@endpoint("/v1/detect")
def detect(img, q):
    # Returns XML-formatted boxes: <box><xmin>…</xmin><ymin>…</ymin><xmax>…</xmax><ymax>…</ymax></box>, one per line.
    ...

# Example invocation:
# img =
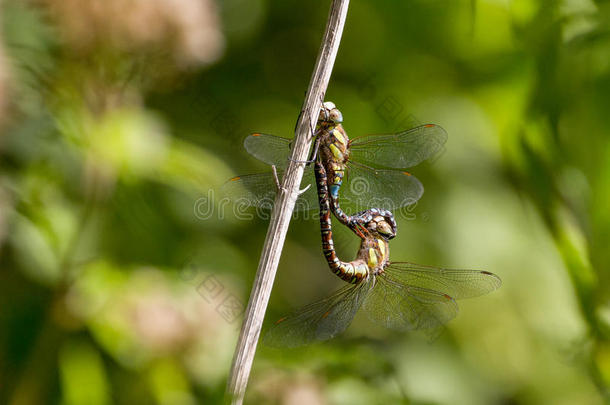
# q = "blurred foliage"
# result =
<box><xmin>0</xmin><ymin>0</ymin><xmax>609</xmax><ymax>404</ymax></box>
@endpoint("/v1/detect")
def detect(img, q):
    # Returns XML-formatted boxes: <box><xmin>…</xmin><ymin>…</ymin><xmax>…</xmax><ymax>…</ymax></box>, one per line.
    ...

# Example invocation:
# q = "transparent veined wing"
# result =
<box><xmin>349</xmin><ymin>124</ymin><xmax>448</xmax><ymax>169</ymax></box>
<box><xmin>219</xmin><ymin>167</ymin><xmax>319</xmax><ymax>212</ymax></box>
<box><xmin>263</xmin><ymin>280</ymin><xmax>373</xmax><ymax>348</ymax></box>
<box><xmin>234</xmin><ymin>128</ymin><xmax>433</xmax><ymax>214</ymax></box>
<box><xmin>384</xmin><ymin>262</ymin><xmax>502</xmax><ymax>299</ymax></box>
<box><xmin>221</xmin><ymin>164</ymin><xmax>423</xmax><ymax>215</ymax></box>
<box><xmin>363</xmin><ymin>273</ymin><xmax>458</xmax><ymax>331</ymax></box>
<box><xmin>244</xmin><ymin>133</ymin><xmax>292</xmax><ymax>169</ymax></box>
<box><xmin>340</xmin><ymin>163</ymin><xmax>424</xmax><ymax>212</ymax></box>
<box><xmin>219</xmin><ymin>173</ymin><xmax>277</xmax><ymax>210</ymax></box>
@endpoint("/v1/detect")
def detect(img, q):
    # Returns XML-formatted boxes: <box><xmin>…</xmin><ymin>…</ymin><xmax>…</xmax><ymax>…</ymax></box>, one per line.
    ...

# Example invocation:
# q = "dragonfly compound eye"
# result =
<box><xmin>323</xmin><ymin>101</ymin><xmax>337</xmax><ymax>110</ymax></box>
<box><xmin>377</xmin><ymin>220</ymin><xmax>396</xmax><ymax>240</ymax></box>
<box><xmin>329</xmin><ymin>108</ymin><xmax>343</xmax><ymax>123</ymax></box>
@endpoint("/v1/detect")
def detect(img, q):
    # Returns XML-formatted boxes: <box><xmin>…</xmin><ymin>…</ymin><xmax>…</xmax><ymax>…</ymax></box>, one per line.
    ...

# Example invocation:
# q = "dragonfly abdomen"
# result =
<box><xmin>316</xmin><ymin>161</ymin><xmax>368</xmax><ymax>284</ymax></box>
<box><xmin>326</xmin><ymin>161</ymin><xmax>351</xmax><ymax>225</ymax></box>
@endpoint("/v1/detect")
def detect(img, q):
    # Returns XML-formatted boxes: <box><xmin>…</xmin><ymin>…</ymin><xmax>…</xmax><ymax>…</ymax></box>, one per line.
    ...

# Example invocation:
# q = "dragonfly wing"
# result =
<box><xmin>244</xmin><ymin>133</ymin><xmax>292</xmax><ymax>169</ymax></box>
<box><xmin>349</xmin><ymin>124</ymin><xmax>448</xmax><ymax>169</ymax></box>
<box><xmin>263</xmin><ymin>280</ymin><xmax>373</xmax><ymax>348</ymax></box>
<box><xmin>341</xmin><ymin>164</ymin><xmax>424</xmax><ymax>212</ymax></box>
<box><xmin>363</xmin><ymin>273</ymin><xmax>458</xmax><ymax>331</ymax></box>
<box><xmin>220</xmin><ymin>167</ymin><xmax>318</xmax><ymax>212</ymax></box>
<box><xmin>384</xmin><ymin>262</ymin><xmax>501</xmax><ymax>299</ymax></box>
<box><xmin>220</xmin><ymin>173</ymin><xmax>278</xmax><ymax>210</ymax></box>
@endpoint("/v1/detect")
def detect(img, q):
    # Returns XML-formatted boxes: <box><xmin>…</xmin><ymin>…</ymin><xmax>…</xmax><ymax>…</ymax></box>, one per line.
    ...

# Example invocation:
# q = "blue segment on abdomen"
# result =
<box><xmin>330</xmin><ymin>184</ymin><xmax>340</xmax><ymax>198</ymax></box>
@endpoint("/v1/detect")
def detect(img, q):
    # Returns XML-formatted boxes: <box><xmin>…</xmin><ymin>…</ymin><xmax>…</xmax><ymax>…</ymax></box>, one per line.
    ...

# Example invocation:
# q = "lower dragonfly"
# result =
<box><xmin>222</xmin><ymin>102</ymin><xmax>447</xmax><ymax>221</ymax></box>
<box><xmin>263</xmin><ymin>161</ymin><xmax>501</xmax><ymax>347</ymax></box>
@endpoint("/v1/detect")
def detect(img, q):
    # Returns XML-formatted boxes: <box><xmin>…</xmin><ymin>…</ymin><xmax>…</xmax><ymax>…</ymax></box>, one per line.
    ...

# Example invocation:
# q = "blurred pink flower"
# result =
<box><xmin>253</xmin><ymin>372</ymin><xmax>326</xmax><ymax>405</ymax></box>
<box><xmin>129</xmin><ymin>292</ymin><xmax>190</xmax><ymax>352</ymax></box>
<box><xmin>281</xmin><ymin>380</ymin><xmax>326</xmax><ymax>405</ymax></box>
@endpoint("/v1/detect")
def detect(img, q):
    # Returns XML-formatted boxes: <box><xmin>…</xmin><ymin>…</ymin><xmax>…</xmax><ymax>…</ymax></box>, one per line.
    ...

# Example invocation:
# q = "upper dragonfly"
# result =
<box><xmin>221</xmin><ymin>102</ymin><xmax>448</xmax><ymax>219</ymax></box>
<box><xmin>263</xmin><ymin>161</ymin><xmax>501</xmax><ymax>348</ymax></box>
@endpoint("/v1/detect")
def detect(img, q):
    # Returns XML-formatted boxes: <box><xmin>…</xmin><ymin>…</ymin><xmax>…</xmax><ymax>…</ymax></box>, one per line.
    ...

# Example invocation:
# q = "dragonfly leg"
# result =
<box><xmin>290</xmin><ymin>103</ymin><xmax>318</xmax><ymax>149</ymax></box>
<box><xmin>293</xmin><ymin>108</ymin><xmax>303</xmax><ymax>133</ymax></box>
<box><xmin>308</xmin><ymin>117</ymin><xmax>316</xmax><ymax>139</ymax></box>
<box><xmin>289</xmin><ymin>137</ymin><xmax>320</xmax><ymax>165</ymax></box>
<box><xmin>353</xmin><ymin>222</ymin><xmax>369</xmax><ymax>240</ymax></box>
<box><xmin>307</xmin><ymin>136</ymin><xmax>320</xmax><ymax>162</ymax></box>
<box><xmin>318</xmin><ymin>93</ymin><xmax>326</xmax><ymax>120</ymax></box>
<box><xmin>347</xmin><ymin>211</ymin><xmax>370</xmax><ymax>230</ymax></box>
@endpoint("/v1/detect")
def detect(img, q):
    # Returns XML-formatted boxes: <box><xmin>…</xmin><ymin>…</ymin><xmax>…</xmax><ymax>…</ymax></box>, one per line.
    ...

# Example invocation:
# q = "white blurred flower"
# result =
<box><xmin>0</xmin><ymin>37</ymin><xmax>10</xmax><ymax>125</ymax></box>
<box><xmin>40</xmin><ymin>0</ymin><xmax>224</xmax><ymax>67</ymax></box>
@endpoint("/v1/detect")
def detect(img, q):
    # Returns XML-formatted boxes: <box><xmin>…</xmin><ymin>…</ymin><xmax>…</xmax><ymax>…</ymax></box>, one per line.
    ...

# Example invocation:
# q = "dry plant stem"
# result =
<box><xmin>226</xmin><ymin>1</ymin><xmax>350</xmax><ymax>403</ymax></box>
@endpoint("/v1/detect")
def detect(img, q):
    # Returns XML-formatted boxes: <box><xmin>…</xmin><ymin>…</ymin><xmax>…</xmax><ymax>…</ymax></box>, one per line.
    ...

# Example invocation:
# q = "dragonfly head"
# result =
<box><xmin>320</xmin><ymin>101</ymin><xmax>343</xmax><ymax>124</ymax></box>
<box><xmin>368</xmin><ymin>213</ymin><xmax>397</xmax><ymax>240</ymax></box>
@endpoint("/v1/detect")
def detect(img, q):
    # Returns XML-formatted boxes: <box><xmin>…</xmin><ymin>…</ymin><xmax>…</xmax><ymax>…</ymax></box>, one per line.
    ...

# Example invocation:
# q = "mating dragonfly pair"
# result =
<box><xmin>223</xmin><ymin>102</ymin><xmax>501</xmax><ymax>347</ymax></box>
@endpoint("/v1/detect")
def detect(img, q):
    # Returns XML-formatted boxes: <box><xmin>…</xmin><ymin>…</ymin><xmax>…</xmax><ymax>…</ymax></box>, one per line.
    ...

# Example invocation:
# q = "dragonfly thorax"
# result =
<box><xmin>355</xmin><ymin>236</ymin><xmax>390</xmax><ymax>276</ymax></box>
<box><xmin>317</xmin><ymin>124</ymin><xmax>350</xmax><ymax>166</ymax></box>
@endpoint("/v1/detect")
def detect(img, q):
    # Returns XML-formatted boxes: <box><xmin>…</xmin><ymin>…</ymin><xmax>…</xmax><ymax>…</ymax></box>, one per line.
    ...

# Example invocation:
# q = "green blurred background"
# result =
<box><xmin>1</xmin><ymin>0</ymin><xmax>609</xmax><ymax>404</ymax></box>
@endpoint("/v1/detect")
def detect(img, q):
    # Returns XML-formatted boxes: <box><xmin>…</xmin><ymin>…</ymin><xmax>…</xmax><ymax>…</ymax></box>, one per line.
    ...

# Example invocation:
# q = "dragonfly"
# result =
<box><xmin>221</xmin><ymin>102</ymin><xmax>448</xmax><ymax>224</ymax></box>
<box><xmin>263</xmin><ymin>161</ymin><xmax>501</xmax><ymax>347</ymax></box>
